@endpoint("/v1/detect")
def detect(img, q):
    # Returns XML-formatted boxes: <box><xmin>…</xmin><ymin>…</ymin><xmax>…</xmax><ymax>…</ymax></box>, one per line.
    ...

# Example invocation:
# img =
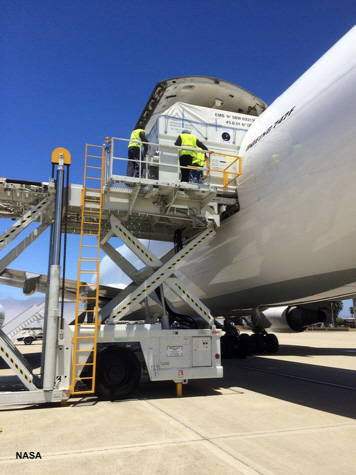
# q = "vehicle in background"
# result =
<box><xmin>16</xmin><ymin>329</ymin><xmax>43</xmax><ymax>345</ymax></box>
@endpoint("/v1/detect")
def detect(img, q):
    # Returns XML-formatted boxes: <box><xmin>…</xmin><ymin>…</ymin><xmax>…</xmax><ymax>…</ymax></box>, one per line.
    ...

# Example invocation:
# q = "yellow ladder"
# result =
<box><xmin>70</xmin><ymin>143</ymin><xmax>105</xmax><ymax>395</ymax></box>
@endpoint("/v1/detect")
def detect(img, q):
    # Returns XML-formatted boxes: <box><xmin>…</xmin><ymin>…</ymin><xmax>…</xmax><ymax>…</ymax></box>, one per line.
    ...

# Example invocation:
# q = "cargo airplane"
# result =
<box><xmin>0</xmin><ymin>26</ymin><xmax>355</xmax><ymax>357</ymax></box>
<box><xmin>98</xmin><ymin>26</ymin><xmax>356</xmax><ymax>355</ymax></box>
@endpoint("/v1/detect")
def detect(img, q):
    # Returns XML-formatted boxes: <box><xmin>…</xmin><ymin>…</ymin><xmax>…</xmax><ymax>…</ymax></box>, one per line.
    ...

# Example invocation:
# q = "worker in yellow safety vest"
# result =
<box><xmin>127</xmin><ymin>126</ymin><xmax>149</xmax><ymax>177</ymax></box>
<box><xmin>174</xmin><ymin>130</ymin><xmax>208</xmax><ymax>182</ymax></box>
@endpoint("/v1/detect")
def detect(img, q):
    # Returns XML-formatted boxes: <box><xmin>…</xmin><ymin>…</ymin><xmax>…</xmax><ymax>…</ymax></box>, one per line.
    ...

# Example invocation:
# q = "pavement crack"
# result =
<box><xmin>143</xmin><ymin>399</ymin><xmax>272</xmax><ymax>475</ymax></box>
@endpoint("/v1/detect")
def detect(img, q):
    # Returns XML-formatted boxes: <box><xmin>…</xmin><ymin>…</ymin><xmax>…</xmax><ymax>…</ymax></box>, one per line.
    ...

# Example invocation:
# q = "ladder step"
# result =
<box><xmin>71</xmin><ymin>145</ymin><xmax>103</xmax><ymax>398</ymax></box>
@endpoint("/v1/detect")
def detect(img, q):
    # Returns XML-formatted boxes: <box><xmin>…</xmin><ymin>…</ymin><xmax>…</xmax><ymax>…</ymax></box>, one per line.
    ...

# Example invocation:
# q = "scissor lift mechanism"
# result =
<box><xmin>0</xmin><ymin>142</ymin><xmax>229</xmax><ymax>405</ymax></box>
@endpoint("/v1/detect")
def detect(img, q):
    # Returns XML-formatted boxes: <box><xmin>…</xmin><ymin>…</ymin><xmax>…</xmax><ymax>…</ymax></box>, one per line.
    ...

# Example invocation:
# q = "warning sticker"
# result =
<box><xmin>167</xmin><ymin>346</ymin><xmax>183</xmax><ymax>357</ymax></box>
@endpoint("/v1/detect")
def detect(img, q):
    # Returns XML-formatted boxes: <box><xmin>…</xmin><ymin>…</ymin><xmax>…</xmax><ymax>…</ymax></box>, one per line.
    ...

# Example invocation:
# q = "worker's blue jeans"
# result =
<box><xmin>127</xmin><ymin>147</ymin><xmax>146</xmax><ymax>177</ymax></box>
<box><xmin>189</xmin><ymin>168</ymin><xmax>203</xmax><ymax>184</ymax></box>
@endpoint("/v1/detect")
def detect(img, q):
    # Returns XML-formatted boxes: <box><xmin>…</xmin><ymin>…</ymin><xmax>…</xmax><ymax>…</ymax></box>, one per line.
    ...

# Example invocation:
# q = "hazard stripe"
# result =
<box><xmin>174</xmin><ymin>283</ymin><xmax>212</xmax><ymax>320</ymax></box>
<box><xmin>0</xmin><ymin>346</ymin><xmax>32</xmax><ymax>383</ymax></box>
<box><xmin>0</xmin><ymin>198</ymin><xmax>51</xmax><ymax>244</ymax></box>
<box><xmin>115</xmin><ymin>225</ymin><xmax>154</xmax><ymax>262</ymax></box>
<box><xmin>113</xmin><ymin>229</ymin><xmax>214</xmax><ymax>317</ymax></box>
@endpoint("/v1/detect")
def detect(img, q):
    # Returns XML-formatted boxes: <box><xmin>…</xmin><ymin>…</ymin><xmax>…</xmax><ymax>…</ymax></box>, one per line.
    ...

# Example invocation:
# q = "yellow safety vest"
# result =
<box><xmin>128</xmin><ymin>129</ymin><xmax>145</xmax><ymax>148</ymax></box>
<box><xmin>179</xmin><ymin>133</ymin><xmax>197</xmax><ymax>159</ymax></box>
<box><xmin>192</xmin><ymin>149</ymin><xmax>205</xmax><ymax>167</ymax></box>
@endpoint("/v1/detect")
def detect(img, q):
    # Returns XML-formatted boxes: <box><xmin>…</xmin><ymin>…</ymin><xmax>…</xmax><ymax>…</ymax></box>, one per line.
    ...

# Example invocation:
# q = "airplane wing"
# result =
<box><xmin>0</xmin><ymin>267</ymin><xmax>124</xmax><ymax>303</ymax></box>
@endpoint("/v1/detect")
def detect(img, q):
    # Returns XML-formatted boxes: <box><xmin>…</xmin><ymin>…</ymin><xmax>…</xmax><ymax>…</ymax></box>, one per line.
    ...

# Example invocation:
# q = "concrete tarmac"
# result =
<box><xmin>0</xmin><ymin>331</ymin><xmax>355</xmax><ymax>474</ymax></box>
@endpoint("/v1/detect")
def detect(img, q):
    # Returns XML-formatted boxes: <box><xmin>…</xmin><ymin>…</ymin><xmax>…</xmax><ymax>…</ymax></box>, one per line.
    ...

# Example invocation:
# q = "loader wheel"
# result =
<box><xmin>95</xmin><ymin>347</ymin><xmax>141</xmax><ymax>401</ymax></box>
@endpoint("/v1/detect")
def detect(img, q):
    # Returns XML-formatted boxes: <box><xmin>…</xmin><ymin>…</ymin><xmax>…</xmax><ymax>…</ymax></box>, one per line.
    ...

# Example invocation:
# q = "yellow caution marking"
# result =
<box><xmin>174</xmin><ymin>283</ymin><xmax>212</xmax><ymax>320</ymax></box>
<box><xmin>0</xmin><ymin>198</ymin><xmax>51</xmax><ymax>244</ymax></box>
<box><xmin>0</xmin><ymin>345</ymin><xmax>32</xmax><ymax>383</ymax></box>
<box><xmin>116</xmin><ymin>226</ymin><xmax>154</xmax><ymax>262</ymax></box>
<box><xmin>113</xmin><ymin>229</ymin><xmax>214</xmax><ymax>317</ymax></box>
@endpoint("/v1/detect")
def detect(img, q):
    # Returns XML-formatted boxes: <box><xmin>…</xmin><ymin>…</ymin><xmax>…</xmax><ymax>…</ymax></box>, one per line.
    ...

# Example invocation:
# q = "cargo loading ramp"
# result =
<box><xmin>0</xmin><ymin>135</ymin><xmax>241</xmax><ymax>244</ymax></box>
<box><xmin>100</xmin><ymin>136</ymin><xmax>241</xmax><ymax>242</ymax></box>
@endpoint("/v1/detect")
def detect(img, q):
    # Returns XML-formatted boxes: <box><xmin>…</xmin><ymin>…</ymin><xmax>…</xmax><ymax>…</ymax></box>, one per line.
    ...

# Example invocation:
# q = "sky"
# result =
<box><xmin>1</xmin><ymin>0</ymin><xmax>355</xmax><ymax>315</ymax></box>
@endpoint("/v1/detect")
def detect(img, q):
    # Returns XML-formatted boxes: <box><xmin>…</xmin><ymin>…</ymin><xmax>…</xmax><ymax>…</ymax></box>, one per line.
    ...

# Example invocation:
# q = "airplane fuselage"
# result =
<box><xmin>176</xmin><ymin>26</ymin><xmax>356</xmax><ymax>314</ymax></box>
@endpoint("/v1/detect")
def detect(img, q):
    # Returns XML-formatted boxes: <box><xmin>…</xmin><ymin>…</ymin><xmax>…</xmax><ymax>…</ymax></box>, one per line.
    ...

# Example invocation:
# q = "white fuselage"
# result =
<box><xmin>176</xmin><ymin>26</ymin><xmax>356</xmax><ymax>314</ymax></box>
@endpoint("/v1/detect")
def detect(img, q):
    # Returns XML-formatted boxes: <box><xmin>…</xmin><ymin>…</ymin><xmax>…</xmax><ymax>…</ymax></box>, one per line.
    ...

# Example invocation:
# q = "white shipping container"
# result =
<box><xmin>147</xmin><ymin>102</ymin><xmax>255</xmax><ymax>186</ymax></box>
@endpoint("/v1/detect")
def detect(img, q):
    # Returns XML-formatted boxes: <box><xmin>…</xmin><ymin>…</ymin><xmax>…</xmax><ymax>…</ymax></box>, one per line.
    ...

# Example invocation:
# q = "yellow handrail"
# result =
<box><xmin>197</xmin><ymin>151</ymin><xmax>242</xmax><ymax>188</ymax></box>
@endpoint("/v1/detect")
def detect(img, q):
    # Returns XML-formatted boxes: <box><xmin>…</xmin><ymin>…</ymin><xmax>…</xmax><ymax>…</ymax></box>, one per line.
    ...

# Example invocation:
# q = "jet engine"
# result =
<box><xmin>262</xmin><ymin>306</ymin><xmax>327</xmax><ymax>333</ymax></box>
<box><xmin>22</xmin><ymin>272</ymin><xmax>41</xmax><ymax>296</ymax></box>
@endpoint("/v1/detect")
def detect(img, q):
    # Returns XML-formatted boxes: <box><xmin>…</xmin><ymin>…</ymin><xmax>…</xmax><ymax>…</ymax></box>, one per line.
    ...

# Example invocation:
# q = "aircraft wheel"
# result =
<box><xmin>250</xmin><ymin>334</ymin><xmax>264</xmax><ymax>353</ymax></box>
<box><xmin>265</xmin><ymin>334</ymin><xmax>279</xmax><ymax>353</ymax></box>
<box><xmin>221</xmin><ymin>335</ymin><xmax>236</xmax><ymax>359</ymax></box>
<box><xmin>236</xmin><ymin>333</ymin><xmax>252</xmax><ymax>358</ymax></box>
<box><xmin>95</xmin><ymin>347</ymin><xmax>141</xmax><ymax>400</ymax></box>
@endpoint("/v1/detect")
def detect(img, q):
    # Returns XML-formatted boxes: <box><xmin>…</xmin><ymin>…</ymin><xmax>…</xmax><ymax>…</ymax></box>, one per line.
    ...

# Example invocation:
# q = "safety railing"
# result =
<box><xmin>105</xmin><ymin>137</ymin><xmax>242</xmax><ymax>190</ymax></box>
<box><xmin>204</xmin><ymin>152</ymin><xmax>242</xmax><ymax>188</ymax></box>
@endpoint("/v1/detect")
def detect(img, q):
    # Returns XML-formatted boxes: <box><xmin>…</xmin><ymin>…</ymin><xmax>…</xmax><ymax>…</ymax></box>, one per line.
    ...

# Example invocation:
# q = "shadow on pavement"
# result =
<box><xmin>1</xmin><ymin>344</ymin><xmax>355</xmax><ymax>419</ymax></box>
<box><xmin>277</xmin><ymin>344</ymin><xmax>356</xmax><ymax>357</ymax></box>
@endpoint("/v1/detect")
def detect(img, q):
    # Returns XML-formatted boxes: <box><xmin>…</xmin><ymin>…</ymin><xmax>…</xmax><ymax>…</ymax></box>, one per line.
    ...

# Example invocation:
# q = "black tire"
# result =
<box><xmin>250</xmin><ymin>334</ymin><xmax>264</xmax><ymax>353</ymax></box>
<box><xmin>221</xmin><ymin>335</ymin><xmax>236</xmax><ymax>359</ymax></box>
<box><xmin>265</xmin><ymin>334</ymin><xmax>279</xmax><ymax>353</ymax></box>
<box><xmin>95</xmin><ymin>347</ymin><xmax>141</xmax><ymax>400</ymax></box>
<box><xmin>24</xmin><ymin>337</ymin><xmax>34</xmax><ymax>345</ymax></box>
<box><xmin>236</xmin><ymin>333</ymin><xmax>253</xmax><ymax>358</ymax></box>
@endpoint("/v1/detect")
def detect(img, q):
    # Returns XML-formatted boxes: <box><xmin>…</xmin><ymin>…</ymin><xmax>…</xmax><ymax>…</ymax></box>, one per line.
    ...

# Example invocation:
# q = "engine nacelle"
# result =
<box><xmin>262</xmin><ymin>306</ymin><xmax>326</xmax><ymax>333</ymax></box>
<box><xmin>22</xmin><ymin>272</ymin><xmax>41</xmax><ymax>296</ymax></box>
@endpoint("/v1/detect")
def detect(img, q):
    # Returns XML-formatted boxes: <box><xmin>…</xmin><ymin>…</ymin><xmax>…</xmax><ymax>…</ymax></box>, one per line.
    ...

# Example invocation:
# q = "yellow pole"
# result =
<box><xmin>176</xmin><ymin>383</ymin><xmax>183</xmax><ymax>397</ymax></box>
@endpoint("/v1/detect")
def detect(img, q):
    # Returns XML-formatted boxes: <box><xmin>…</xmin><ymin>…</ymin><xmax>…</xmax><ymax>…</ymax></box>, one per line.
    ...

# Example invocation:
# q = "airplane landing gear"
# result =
<box><xmin>250</xmin><ymin>333</ymin><xmax>264</xmax><ymax>353</ymax></box>
<box><xmin>236</xmin><ymin>333</ymin><xmax>252</xmax><ymax>358</ymax></box>
<box><xmin>250</xmin><ymin>330</ymin><xmax>279</xmax><ymax>354</ymax></box>
<box><xmin>218</xmin><ymin>319</ymin><xmax>279</xmax><ymax>359</ymax></box>
<box><xmin>220</xmin><ymin>320</ymin><xmax>238</xmax><ymax>359</ymax></box>
<box><xmin>265</xmin><ymin>333</ymin><xmax>279</xmax><ymax>353</ymax></box>
<box><xmin>219</xmin><ymin>320</ymin><xmax>253</xmax><ymax>358</ymax></box>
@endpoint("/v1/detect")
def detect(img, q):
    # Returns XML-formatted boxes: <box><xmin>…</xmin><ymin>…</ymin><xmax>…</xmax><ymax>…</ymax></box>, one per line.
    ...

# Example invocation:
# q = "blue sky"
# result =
<box><xmin>1</xmin><ymin>0</ymin><xmax>355</xmax><ymax>314</ymax></box>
